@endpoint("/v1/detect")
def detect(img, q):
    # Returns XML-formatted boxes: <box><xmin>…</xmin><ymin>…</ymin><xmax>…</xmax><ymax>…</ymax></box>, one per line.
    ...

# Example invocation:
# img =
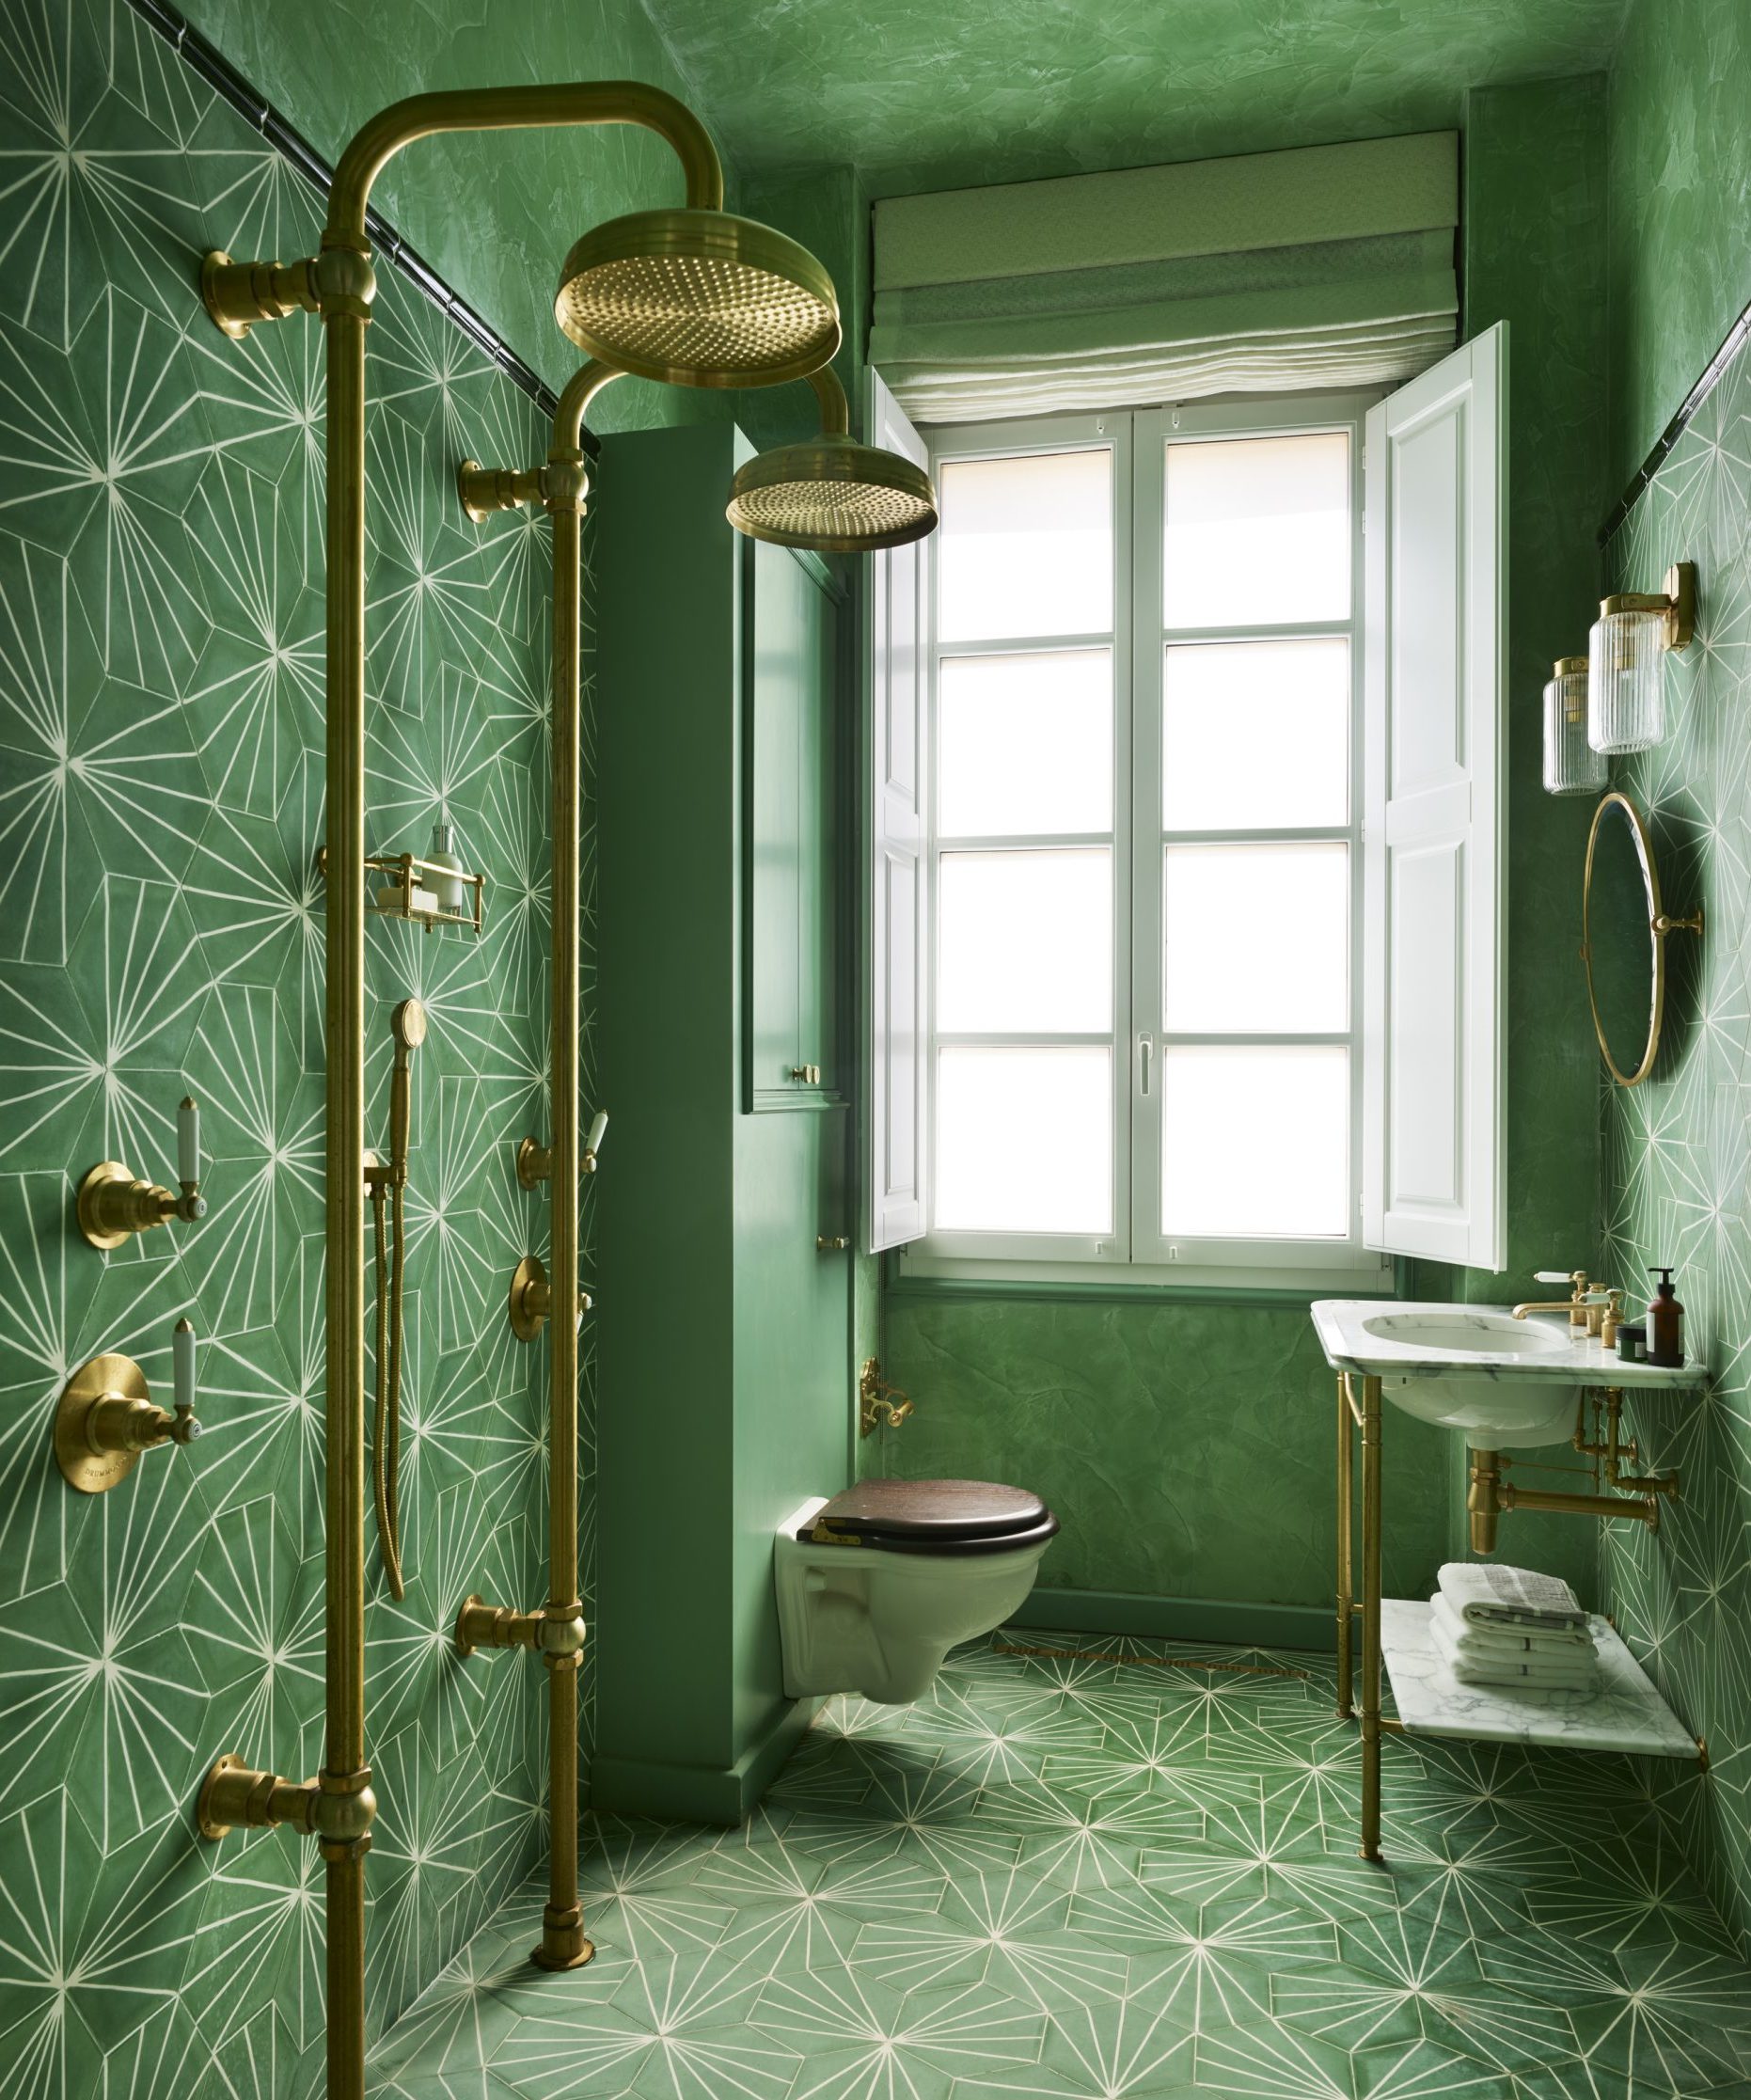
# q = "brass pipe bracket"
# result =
<box><xmin>457</xmin><ymin>455</ymin><xmax>590</xmax><ymax>523</ymax></box>
<box><xmin>197</xmin><ymin>1756</ymin><xmax>376</xmax><ymax>1854</ymax></box>
<box><xmin>455</xmin><ymin>1594</ymin><xmax>587</xmax><ymax>1662</ymax></box>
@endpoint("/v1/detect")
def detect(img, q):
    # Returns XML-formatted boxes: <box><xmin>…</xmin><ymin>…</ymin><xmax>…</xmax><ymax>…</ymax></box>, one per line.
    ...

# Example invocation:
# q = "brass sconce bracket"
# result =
<box><xmin>197</xmin><ymin>1756</ymin><xmax>376</xmax><ymax>1855</ymax></box>
<box><xmin>455</xmin><ymin>1593</ymin><xmax>587</xmax><ymax>1661</ymax></box>
<box><xmin>859</xmin><ymin>1357</ymin><xmax>914</xmax><ymax>1437</ymax></box>
<box><xmin>1601</xmin><ymin>561</ymin><xmax>1697</xmax><ymax>652</ymax></box>
<box><xmin>55</xmin><ymin>1328</ymin><xmax>200</xmax><ymax>1494</ymax></box>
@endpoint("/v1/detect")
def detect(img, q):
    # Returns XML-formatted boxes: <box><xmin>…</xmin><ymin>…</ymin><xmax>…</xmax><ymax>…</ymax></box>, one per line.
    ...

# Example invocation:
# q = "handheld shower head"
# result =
<box><xmin>555</xmin><ymin>209</ymin><xmax>839</xmax><ymax>388</ymax></box>
<box><xmin>390</xmin><ymin>998</ymin><xmax>428</xmax><ymax>1061</ymax></box>
<box><xmin>726</xmin><ymin>369</ymin><xmax>938</xmax><ymax>552</ymax></box>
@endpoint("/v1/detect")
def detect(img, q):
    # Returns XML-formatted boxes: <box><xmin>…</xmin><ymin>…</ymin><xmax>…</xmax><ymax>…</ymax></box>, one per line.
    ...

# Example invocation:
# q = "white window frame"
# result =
<box><xmin>905</xmin><ymin>392</ymin><xmax>1393</xmax><ymax>1293</ymax></box>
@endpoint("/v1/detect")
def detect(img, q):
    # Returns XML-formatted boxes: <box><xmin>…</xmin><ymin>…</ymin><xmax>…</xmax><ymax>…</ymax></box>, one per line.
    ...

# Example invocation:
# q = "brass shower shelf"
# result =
<box><xmin>316</xmin><ymin>845</ymin><xmax>486</xmax><ymax>935</ymax></box>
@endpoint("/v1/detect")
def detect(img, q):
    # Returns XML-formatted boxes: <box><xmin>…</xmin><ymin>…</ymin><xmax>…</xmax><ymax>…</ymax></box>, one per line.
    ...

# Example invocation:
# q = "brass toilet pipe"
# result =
<box><xmin>455</xmin><ymin>358</ymin><xmax>624</xmax><ymax>1972</ymax></box>
<box><xmin>195</xmin><ymin>86</ymin><xmax>727</xmax><ymax>2100</ymax></box>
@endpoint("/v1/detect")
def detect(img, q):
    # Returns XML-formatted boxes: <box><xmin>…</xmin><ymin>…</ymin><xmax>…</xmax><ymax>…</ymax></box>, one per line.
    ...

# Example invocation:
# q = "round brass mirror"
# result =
<box><xmin>1582</xmin><ymin>791</ymin><xmax>1703</xmax><ymax>1086</ymax></box>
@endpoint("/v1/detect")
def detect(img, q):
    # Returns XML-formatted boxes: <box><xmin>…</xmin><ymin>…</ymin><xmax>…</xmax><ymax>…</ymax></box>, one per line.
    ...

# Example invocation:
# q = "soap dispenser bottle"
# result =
<box><xmin>1646</xmin><ymin>1267</ymin><xmax>1684</xmax><ymax>1368</ymax></box>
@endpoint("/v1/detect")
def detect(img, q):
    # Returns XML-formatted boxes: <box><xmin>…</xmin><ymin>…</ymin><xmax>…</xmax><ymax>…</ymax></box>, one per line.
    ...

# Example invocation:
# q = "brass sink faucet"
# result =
<box><xmin>1511</xmin><ymin>1269</ymin><xmax>1622</xmax><ymax>1340</ymax></box>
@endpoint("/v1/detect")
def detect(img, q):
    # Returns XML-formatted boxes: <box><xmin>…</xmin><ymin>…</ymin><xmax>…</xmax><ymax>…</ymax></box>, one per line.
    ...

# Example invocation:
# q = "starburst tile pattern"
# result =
<box><xmin>0</xmin><ymin>0</ymin><xmax>593</xmax><ymax>2090</ymax></box>
<box><xmin>1601</xmin><ymin>328</ymin><xmax>1751</xmax><ymax>1958</ymax></box>
<box><xmin>378</xmin><ymin>1631</ymin><xmax>1751</xmax><ymax>2099</ymax></box>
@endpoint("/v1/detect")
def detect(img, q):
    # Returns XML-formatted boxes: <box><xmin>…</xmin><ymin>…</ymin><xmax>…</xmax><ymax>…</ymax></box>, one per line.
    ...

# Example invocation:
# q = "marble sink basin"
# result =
<box><xmin>1312</xmin><ymin>1301</ymin><xmax>1708</xmax><ymax>1450</ymax></box>
<box><xmin>1357</xmin><ymin>1311</ymin><xmax>1576</xmax><ymax>1444</ymax></box>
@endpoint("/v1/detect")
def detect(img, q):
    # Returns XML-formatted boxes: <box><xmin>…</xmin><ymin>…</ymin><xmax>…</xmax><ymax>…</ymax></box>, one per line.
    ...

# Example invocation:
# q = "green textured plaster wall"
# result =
<box><xmin>1604</xmin><ymin>0</ymin><xmax>1751</xmax><ymax>493</ymax></box>
<box><xmin>642</xmin><ymin>0</ymin><xmax>1631</xmax><ymax>196</ymax></box>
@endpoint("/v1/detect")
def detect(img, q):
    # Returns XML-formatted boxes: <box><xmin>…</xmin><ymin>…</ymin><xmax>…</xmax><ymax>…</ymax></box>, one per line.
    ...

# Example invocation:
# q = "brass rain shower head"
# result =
<box><xmin>727</xmin><ymin>369</ymin><xmax>939</xmax><ymax>552</ymax></box>
<box><xmin>555</xmin><ymin>208</ymin><xmax>840</xmax><ymax>388</ymax></box>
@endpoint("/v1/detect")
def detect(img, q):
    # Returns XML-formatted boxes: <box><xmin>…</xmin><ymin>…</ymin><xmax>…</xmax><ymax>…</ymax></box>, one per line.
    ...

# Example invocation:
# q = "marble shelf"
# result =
<box><xmin>1380</xmin><ymin>1598</ymin><xmax>1701</xmax><ymax>1760</ymax></box>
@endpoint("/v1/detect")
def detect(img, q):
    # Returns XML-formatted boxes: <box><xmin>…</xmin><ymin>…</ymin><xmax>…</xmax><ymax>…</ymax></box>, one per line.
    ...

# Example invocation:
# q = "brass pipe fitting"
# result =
<box><xmin>457</xmin><ymin>461</ymin><xmax>545</xmax><ymax>521</ymax></box>
<box><xmin>1467</xmin><ymin>1448</ymin><xmax>1502</xmax><ymax>1554</ymax></box>
<box><xmin>1469</xmin><ymin>1436</ymin><xmax>1663</xmax><ymax>1549</ymax></box>
<box><xmin>197</xmin><ymin>1757</ymin><xmax>377</xmax><ymax>1851</ymax></box>
<box><xmin>199</xmin><ymin>251</ymin><xmax>319</xmax><ymax>339</ymax></box>
<box><xmin>455</xmin><ymin>1595</ymin><xmax>587</xmax><ymax>1661</ymax></box>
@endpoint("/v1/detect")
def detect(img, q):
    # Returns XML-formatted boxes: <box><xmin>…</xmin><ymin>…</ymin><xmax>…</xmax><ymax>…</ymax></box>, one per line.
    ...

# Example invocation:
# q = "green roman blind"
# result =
<box><xmin>870</xmin><ymin>132</ymin><xmax>1458</xmax><ymax>422</ymax></box>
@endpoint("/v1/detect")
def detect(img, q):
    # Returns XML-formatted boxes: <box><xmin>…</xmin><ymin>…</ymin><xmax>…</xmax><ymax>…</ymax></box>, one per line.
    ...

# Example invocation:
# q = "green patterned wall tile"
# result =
<box><xmin>0</xmin><ymin>0</ymin><xmax>607</xmax><ymax>2086</ymax></box>
<box><xmin>1601</xmin><ymin>328</ymin><xmax>1751</xmax><ymax>1953</ymax></box>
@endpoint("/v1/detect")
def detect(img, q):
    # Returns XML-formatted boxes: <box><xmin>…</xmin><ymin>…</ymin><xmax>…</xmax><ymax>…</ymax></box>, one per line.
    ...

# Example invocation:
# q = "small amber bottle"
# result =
<box><xmin>1646</xmin><ymin>1267</ymin><xmax>1684</xmax><ymax>1368</ymax></box>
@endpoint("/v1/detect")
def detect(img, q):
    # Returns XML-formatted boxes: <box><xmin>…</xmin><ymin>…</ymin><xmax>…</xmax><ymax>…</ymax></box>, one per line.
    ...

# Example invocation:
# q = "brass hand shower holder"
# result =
<box><xmin>194</xmin><ymin>76</ymin><xmax>844</xmax><ymax>2092</ymax></box>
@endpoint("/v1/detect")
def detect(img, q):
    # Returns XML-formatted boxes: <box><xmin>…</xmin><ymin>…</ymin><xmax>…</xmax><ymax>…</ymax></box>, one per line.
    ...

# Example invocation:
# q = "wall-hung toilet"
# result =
<box><xmin>775</xmin><ymin>1478</ymin><xmax>1059</xmax><ymax>1703</ymax></box>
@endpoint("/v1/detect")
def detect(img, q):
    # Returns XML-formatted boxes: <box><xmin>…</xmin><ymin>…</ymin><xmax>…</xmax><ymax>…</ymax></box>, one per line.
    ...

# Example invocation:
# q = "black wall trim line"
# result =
<box><xmin>127</xmin><ymin>0</ymin><xmax>576</xmax><ymax>432</ymax></box>
<box><xmin>1601</xmin><ymin>291</ymin><xmax>1751</xmax><ymax>545</ymax></box>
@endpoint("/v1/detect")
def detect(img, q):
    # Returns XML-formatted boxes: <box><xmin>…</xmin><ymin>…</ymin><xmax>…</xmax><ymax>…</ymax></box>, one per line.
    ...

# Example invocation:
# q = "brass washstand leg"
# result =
<box><xmin>1358</xmin><ymin>1371</ymin><xmax>1384</xmax><ymax>1863</ymax></box>
<box><xmin>1335</xmin><ymin>1374</ymin><xmax>1353</xmax><ymax>1719</ymax></box>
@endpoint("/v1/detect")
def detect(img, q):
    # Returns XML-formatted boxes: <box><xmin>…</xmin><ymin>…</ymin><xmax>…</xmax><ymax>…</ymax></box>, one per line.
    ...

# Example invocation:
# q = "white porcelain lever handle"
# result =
<box><xmin>178</xmin><ymin>1096</ymin><xmax>200</xmax><ymax>1186</ymax></box>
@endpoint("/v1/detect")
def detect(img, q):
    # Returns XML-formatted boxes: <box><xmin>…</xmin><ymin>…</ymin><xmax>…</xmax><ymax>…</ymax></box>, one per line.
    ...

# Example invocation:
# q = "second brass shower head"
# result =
<box><xmin>727</xmin><ymin>368</ymin><xmax>939</xmax><ymax>552</ymax></box>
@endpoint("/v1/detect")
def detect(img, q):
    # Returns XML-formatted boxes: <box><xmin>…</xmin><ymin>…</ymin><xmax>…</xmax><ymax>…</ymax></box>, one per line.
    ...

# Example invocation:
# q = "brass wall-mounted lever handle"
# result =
<box><xmin>516</xmin><ymin>1110</ymin><xmax>609</xmax><ymax>1189</ymax></box>
<box><xmin>76</xmin><ymin>1097</ymin><xmax>205</xmax><ymax>1249</ymax></box>
<box><xmin>55</xmin><ymin>1319</ymin><xmax>200</xmax><ymax>1493</ymax></box>
<box><xmin>507</xmin><ymin>1255</ymin><xmax>592</xmax><ymax>1343</ymax></box>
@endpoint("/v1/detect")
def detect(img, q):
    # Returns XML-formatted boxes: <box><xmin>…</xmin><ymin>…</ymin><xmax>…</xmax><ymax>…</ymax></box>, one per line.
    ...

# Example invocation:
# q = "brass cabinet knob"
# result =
<box><xmin>816</xmin><ymin>1235</ymin><xmax>850</xmax><ymax>1252</ymax></box>
<box><xmin>789</xmin><ymin>1064</ymin><xmax>822</xmax><ymax>1084</ymax></box>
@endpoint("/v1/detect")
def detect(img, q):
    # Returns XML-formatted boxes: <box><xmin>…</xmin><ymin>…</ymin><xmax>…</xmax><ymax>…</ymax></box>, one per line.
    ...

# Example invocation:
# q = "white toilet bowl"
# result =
<box><xmin>774</xmin><ymin>1479</ymin><xmax>1058</xmax><ymax>1703</ymax></box>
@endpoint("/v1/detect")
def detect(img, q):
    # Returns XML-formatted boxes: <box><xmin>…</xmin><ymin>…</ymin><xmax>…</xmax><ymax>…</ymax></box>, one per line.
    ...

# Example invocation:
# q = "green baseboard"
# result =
<box><xmin>1008</xmin><ymin>1584</ymin><xmax>1335</xmax><ymax>1653</ymax></box>
<box><xmin>589</xmin><ymin>1692</ymin><xmax>824</xmax><ymax>1824</ymax></box>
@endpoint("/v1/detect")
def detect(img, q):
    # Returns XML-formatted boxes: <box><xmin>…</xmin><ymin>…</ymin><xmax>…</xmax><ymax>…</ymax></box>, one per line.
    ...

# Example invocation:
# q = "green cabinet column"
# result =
<box><xmin>592</xmin><ymin>421</ymin><xmax>855</xmax><ymax>1824</ymax></box>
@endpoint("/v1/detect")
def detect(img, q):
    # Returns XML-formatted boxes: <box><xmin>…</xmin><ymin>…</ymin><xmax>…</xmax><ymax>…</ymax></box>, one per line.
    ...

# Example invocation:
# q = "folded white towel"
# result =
<box><xmin>1430</xmin><ymin>1592</ymin><xmax>1595</xmax><ymax>1658</ymax></box>
<box><xmin>1430</xmin><ymin>1609</ymin><xmax>1600</xmax><ymax>1691</ymax></box>
<box><xmin>1438</xmin><ymin>1560</ymin><xmax>1587</xmax><ymax>1633</ymax></box>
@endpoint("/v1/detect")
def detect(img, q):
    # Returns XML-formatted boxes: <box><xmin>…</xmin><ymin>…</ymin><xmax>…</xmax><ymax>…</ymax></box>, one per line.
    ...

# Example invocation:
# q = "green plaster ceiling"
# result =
<box><xmin>646</xmin><ymin>0</ymin><xmax>1630</xmax><ymax>195</ymax></box>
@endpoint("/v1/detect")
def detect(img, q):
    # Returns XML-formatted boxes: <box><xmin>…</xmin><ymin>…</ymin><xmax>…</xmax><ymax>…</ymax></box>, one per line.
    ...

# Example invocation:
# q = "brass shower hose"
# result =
<box><xmin>371</xmin><ymin>1176</ymin><xmax>406</xmax><ymax>1597</ymax></box>
<box><xmin>371</xmin><ymin>997</ymin><xmax>426</xmax><ymax>1599</ymax></box>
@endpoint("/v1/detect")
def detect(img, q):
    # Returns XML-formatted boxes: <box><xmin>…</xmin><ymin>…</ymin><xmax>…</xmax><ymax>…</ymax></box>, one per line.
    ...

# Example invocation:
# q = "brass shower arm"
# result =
<box><xmin>808</xmin><ymin>363</ymin><xmax>851</xmax><ymax>435</ymax></box>
<box><xmin>553</xmin><ymin>359</ymin><xmax>624</xmax><ymax>456</ymax></box>
<box><xmin>323</xmin><ymin>81</ymin><xmax>724</xmax><ymax>249</ymax></box>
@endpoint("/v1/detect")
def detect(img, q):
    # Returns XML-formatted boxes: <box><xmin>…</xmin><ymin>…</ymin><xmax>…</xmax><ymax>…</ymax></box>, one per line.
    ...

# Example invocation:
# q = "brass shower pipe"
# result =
<box><xmin>453</xmin><ymin>357</ymin><xmax>624</xmax><ymax>1977</ymax></box>
<box><xmin>193</xmin><ymin>85</ymin><xmax>734</xmax><ymax>2100</ymax></box>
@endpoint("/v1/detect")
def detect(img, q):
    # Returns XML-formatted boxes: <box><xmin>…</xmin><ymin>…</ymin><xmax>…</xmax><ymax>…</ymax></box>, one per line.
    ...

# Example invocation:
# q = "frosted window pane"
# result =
<box><xmin>938</xmin><ymin>1047</ymin><xmax>1111</xmax><ymax>1233</ymax></box>
<box><xmin>939</xmin><ymin>650</ymin><xmax>1112</xmax><ymax>835</ymax></box>
<box><xmin>1164</xmin><ymin>433</ymin><xmax>1349</xmax><ymax>627</ymax></box>
<box><xmin>939</xmin><ymin>449</ymin><xmax>1112</xmax><ymax>641</ymax></box>
<box><xmin>939</xmin><ymin>850</ymin><xmax>1111</xmax><ymax>1032</ymax></box>
<box><xmin>1163</xmin><ymin>639</ymin><xmax>1349</xmax><ymax>829</ymax></box>
<box><xmin>1161</xmin><ymin>1046</ymin><xmax>1349</xmax><ymax>1238</ymax></box>
<box><xmin>1163</xmin><ymin>843</ymin><xmax>1349</xmax><ymax>1032</ymax></box>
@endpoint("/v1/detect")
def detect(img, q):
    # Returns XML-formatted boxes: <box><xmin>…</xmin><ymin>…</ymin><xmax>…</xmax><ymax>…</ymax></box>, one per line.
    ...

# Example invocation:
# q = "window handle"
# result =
<box><xmin>1138</xmin><ymin>1034</ymin><xmax>1153</xmax><ymax>1097</ymax></box>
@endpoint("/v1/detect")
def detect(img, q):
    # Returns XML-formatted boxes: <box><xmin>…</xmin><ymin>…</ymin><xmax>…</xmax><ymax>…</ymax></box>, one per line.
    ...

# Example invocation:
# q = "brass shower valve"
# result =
<box><xmin>455</xmin><ymin>1594</ymin><xmax>587</xmax><ymax>1662</ymax></box>
<box><xmin>55</xmin><ymin>1320</ymin><xmax>200</xmax><ymax>1494</ymax></box>
<box><xmin>76</xmin><ymin>1095</ymin><xmax>205</xmax><ymax>1249</ymax></box>
<box><xmin>507</xmin><ymin>1255</ymin><xmax>592</xmax><ymax>1342</ymax></box>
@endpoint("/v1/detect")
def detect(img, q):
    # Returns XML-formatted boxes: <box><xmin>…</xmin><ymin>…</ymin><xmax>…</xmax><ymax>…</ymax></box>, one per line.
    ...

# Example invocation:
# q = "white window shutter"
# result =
<box><xmin>1361</xmin><ymin>323</ymin><xmax>1507</xmax><ymax>1271</ymax></box>
<box><xmin>866</xmin><ymin>370</ymin><xmax>929</xmax><ymax>1250</ymax></box>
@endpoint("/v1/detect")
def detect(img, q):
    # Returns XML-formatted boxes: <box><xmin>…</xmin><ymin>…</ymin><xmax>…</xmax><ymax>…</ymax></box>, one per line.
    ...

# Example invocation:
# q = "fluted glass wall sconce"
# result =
<box><xmin>1587</xmin><ymin>561</ymin><xmax>1696</xmax><ymax>755</ymax></box>
<box><xmin>1543</xmin><ymin>655</ymin><xmax>1608</xmax><ymax>795</ymax></box>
